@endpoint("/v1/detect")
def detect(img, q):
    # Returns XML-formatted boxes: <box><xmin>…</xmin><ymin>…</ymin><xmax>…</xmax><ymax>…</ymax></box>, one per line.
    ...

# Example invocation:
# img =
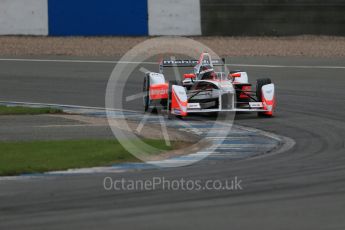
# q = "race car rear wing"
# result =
<box><xmin>159</xmin><ymin>58</ymin><xmax>226</xmax><ymax>74</ymax></box>
<box><xmin>161</xmin><ymin>58</ymin><xmax>225</xmax><ymax>67</ymax></box>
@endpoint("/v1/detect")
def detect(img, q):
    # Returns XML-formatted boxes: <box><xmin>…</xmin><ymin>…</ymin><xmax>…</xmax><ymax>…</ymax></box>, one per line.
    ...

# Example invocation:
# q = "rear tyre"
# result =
<box><xmin>256</xmin><ymin>78</ymin><xmax>272</xmax><ymax>117</ymax></box>
<box><xmin>143</xmin><ymin>74</ymin><xmax>150</xmax><ymax>112</ymax></box>
<box><xmin>167</xmin><ymin>81</ymin><xmax>174</xmax><ymax>119</ymax></box>
<box><xmin>170</xmin><ymin>80</ymin><xmax>182</xmax><ymax>86</ymax></box>
<box><xmin>234</xmin><ymin>84</ymin><xmax>251</xmax><ymax>105</ymax></box>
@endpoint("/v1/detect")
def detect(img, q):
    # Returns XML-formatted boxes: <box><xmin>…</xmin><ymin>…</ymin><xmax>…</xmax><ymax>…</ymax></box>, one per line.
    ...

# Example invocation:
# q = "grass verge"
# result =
<box><xmin>0</xmin><ymin>139</ymin><xmax>175</xmax><ymax>176</ymax></box>
<box><xmin>0</xmin><ymin>105</ymin><xmax>62</xmax><ymax>115</ymax></box>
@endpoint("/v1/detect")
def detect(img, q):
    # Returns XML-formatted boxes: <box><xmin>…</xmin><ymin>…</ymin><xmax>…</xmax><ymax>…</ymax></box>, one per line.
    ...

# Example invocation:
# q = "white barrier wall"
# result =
<box><xmin>0</xmin><ymin>0</ymin><xmax>48</xmax><ymax>35</ymax></box>
<box><xmin>148</xmin><ymin>0</ymin><xmax>201</xmax><ymax>36</ymax></box>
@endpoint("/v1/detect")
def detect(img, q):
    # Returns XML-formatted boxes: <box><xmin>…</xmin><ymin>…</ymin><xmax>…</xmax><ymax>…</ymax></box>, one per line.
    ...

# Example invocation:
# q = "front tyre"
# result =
<box><xmin>256</xmin><ymin>78</ymin><xmax>271</xmax><ymax>100</ymax></box>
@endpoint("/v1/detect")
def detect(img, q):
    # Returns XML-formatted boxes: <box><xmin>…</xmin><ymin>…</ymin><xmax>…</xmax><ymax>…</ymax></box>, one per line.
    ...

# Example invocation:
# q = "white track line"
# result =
<box><xmin>0</xmin><ymin>58</ymin><xmax>156</xmax><ymax>65</ymax></box>
<box><xmin>0</xmin><ymin>100</ymin><xmax>140</xmax><ymax>114</ymax></box>
<box><xmin>226</xmin><ymin>64</ymin><xmax>345</xmax><ymax>69</ymax></box>
<box><xmin>0</xmin><ymin>58</ymin><xmax>345</xmax><ymax>69</ymax></box>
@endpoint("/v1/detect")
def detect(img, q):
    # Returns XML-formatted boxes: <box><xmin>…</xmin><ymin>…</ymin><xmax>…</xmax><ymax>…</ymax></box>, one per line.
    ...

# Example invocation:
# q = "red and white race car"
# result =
<box><xmin>143</xmin><ymin>53</ymin><xmax>276</xmax><ymax>117</ymax></box>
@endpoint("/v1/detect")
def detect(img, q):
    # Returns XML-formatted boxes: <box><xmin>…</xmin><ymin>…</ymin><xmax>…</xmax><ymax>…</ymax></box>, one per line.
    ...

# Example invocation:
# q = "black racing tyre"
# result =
<box><xmin>256</xmin><ymin>78</ymin><xmax>272</xmax><ymax>100</ymax></box>
<box><xmin>234</xmin><ymin>84</ymin><xmax>251</xmax><ymax>104</ymax></box>
<box><xmin>167</xmin><ymin>81</ymin><xmax>174</xmax><ymax>119</ymax></box>
<box><xmin>143</xmin><ymin>74</ymin><xmax>150</xmax><ymax>112</ymax></box>
<box><xmin>170</xmin><ymin>80</ymin><xmax>182</xmax><ymax>86</ymax></box>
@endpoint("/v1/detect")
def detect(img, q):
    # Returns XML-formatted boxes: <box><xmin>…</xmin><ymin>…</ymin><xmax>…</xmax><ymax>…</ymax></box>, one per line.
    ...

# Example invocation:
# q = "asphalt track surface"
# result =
<box><xmin>0</xmin><ymin>115</ymin><xmax>116</xmax><ymax>141</ymax></box>
<box><xmin>1</xmin><ymin>56</ymin><xmax>345</xmax><ymax>229</ymax></box>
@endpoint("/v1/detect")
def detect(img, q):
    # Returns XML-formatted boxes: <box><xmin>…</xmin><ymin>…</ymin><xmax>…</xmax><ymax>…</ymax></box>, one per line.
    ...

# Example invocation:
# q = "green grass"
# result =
<box><xmin>0</xmin><ymin>139</ymin><xmax>173</xmax><ymax>176</ymax></box>
<box><xmin>0</xmin><ymin>105</ymin><xmax>62</xmax><ymax>115</ymax></box>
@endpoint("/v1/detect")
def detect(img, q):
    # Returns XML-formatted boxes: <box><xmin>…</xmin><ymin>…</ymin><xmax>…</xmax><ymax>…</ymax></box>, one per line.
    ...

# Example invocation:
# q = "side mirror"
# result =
<box><xmin>184</xmin><ymin>73</ymin><xmax>196</xmax><ymax>79</ymax></box>
<box><xmin>229</xmin><ymin>72</ymin><xmax>241</xmax><ymax>78</ymax></box>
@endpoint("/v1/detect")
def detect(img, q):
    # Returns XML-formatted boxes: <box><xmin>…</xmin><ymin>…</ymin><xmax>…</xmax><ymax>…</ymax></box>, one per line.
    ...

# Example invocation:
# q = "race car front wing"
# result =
<box><xmin>186</xmin><ymin>93</ymin><xmax>269</xmax><ymax>113</ymax></box>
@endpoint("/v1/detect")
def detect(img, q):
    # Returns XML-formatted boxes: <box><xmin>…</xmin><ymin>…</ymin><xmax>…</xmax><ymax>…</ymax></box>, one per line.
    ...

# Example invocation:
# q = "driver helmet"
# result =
<box><xmin>199</xmin><ymin>65</ymin><xmax>216</xmax><ymax>80</ymax></box>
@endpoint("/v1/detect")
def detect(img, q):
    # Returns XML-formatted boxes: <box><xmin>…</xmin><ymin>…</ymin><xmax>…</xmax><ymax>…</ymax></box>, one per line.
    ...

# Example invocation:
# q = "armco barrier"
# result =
<box><xmin>200</xmin><ymin>0</ymin><xmax>345</xmax><ymax>36</ymax></box>
<box><xmin>1</xmin><ymin>0</ymin><xmax>345</xmax><ymax>36</ymax></box>
<box><xmin>48</xmin><ymin>0</ymin><xmax>148</xmax><ymax>36</ymax></box>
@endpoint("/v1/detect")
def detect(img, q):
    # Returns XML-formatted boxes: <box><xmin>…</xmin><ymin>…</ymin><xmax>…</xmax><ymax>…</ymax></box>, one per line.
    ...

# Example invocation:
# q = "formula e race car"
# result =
<box><xmin>143</xmin><ymin>53</ymin><xmax>276</xmax><ymax>117</ymax></box>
